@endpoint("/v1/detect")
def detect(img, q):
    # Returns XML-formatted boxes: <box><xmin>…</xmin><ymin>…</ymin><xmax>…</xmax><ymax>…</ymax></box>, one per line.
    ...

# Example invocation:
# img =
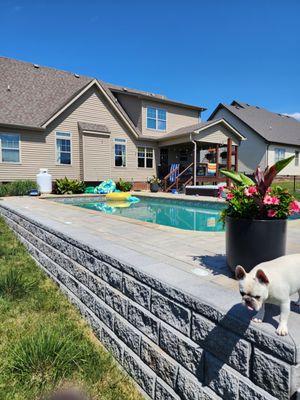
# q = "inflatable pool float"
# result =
<box><xmin>106</xmin><ymin>201</ymin><xmax>131</xmax><ymax>208</ymax></box>
<box><xmin>106</xmin><ymin>192</ymin><xmax>131</xmax><ymax>201</ymax></box>
<box><xmin>95</xmin><ymin>179</ymin><xmax>116</xmax><ymax>194</ymax></box>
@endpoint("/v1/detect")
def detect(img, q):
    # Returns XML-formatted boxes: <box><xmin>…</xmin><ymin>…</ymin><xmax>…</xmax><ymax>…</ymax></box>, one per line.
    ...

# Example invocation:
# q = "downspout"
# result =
<box><xmin>190</xmin><ymin>133</ymin><xmax>197</xmax><ymax>185</ymax></box>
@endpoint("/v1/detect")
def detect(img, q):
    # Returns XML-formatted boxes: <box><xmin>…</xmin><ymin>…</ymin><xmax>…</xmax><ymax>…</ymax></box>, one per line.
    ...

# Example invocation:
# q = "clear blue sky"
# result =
<box><xmin>1</xmin><ymin>0</ymin><xmax>300</xmax><ymax>120</ymax></box>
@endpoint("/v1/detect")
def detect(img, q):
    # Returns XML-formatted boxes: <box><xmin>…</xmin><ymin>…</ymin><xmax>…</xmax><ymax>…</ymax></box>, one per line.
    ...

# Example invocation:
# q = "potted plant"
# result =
<box><xmin>221</xmin><ymin>156</ymin><xmax>300</xmax><ymax>272</ymax></box>
<box><xmin>147</xmin><ymin>176</ymin><xmax>161</xmax><ymax>193</ymax></box>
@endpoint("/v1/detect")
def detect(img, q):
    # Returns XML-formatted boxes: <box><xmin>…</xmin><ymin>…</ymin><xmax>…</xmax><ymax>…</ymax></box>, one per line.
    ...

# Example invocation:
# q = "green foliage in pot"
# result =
<box><xmin>0</xmin><ymin>180</ymin><xmax>38</xmax><ymax>197</ymax></box>
<box><xmin>116</xmin><ymin>178</ymin><xmax>132</xmax><ymax>192</ymax></box>
<box><xmin>220</xmin><ymin>156</ymin><xmax>300</xmax><ymax>221</ymax></box>
<box><xmin>147</xmin><ymin>175</ymin><xmax>161</xmax><ymax>185</ymax></box>
<box><xmin>55</xmin><ymin>177</ymin><xmax>85</xmax><ymax>195</ymax></box>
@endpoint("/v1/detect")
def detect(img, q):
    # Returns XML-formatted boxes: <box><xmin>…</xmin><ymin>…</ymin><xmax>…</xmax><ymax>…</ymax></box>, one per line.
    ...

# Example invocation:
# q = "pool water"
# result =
<box><xmin>74</xmin><ymin>197</ymin><xmax>226</xmax><ymax>232</ymax></box>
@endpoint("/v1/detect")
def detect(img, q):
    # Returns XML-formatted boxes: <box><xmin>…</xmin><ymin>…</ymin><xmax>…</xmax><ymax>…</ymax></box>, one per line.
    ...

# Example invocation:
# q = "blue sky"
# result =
<box><xmin>1</xmin><ymin>0</ymin><xmax>300</xmax><ymax>120</ymax></box>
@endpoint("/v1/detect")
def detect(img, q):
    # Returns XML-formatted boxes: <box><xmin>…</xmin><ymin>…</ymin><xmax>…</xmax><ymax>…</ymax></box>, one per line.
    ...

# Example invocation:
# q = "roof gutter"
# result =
<box><xmin>0</xmin><ymin>122</ymin><xmax>45</xmax><ymax>132</ymax></box>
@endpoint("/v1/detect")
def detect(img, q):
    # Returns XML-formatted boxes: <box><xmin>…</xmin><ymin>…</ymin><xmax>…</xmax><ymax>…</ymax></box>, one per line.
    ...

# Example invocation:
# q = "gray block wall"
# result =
<box><xmin>0</xmin><ymin>204</ymin><xmax>299</xmax><ymax>400</ymax></box>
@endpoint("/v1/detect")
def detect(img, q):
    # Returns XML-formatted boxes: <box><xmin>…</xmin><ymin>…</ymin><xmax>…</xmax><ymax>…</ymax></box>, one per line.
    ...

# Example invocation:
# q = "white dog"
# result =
<box><xmin>235</xmin><ymin>254</ymin><xmax>300</xmax><ymax>336</ymax></box>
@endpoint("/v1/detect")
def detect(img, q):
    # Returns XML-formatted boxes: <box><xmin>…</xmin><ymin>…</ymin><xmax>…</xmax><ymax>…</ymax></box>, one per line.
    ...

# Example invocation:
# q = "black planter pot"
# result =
<box><xmin>226</xmin><ymin>216</ymin><xmax>287</xmax><ymax>273</ymax></box>
<box><xmin>150</xmin><ymin>183</ymin><xmax>160</xmax><ymax>193</ymax></box>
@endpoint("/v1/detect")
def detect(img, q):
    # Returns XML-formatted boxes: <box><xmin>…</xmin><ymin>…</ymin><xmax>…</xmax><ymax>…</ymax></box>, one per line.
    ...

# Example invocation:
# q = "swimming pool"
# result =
<box><xmin>64</xmin><ymin>196</ymin><xmax>226</xmax><ymax>232</ymax></box>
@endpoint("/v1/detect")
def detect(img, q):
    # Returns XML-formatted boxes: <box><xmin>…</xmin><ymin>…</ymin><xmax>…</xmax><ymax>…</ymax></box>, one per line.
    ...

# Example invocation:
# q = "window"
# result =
<box><xmin>274</xmin><ymin>148</ymin><xmax>285</xmax><ymax>163</ymax></box>
<box><xmin>56</xmin><ymin>132</ymin><xmax>71</xmax><ymax>165</ymax></box>
<box><xmin>146</xmin><ymin>107</ymin><xmax>166</xmax><ymax>131</ymax></box>
<box><xmin>0</xmin><ymin>133</ymin><xmax>20</xmax><ymax>163</ymax></box>
<box><xmin>295</xmin><ymin>151</ymin><xmax>299</xmax><ymax>167</ymax></box>
<box><xmin>114</xmin><ymin>138</ymin><xmax>126</xmax><ymax>167</ymax></box>
<box><xmin>138</xmin><ymin>147</ymin><xmax>154</xmax><ymax>168</ymax></box>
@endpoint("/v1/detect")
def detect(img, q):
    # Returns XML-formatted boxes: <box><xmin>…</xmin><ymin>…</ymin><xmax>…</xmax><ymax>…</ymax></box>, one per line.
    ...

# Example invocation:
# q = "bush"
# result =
<box><xmin>116</xmin><ymin>178</ymin><xmax>132</xmax><ymax>192</ymax></box>
<box><xmin>0</xmin><ymin>180</ymin><xmax>37</xmax><ymax>197</ymax></box>
<box><xmin>55</xmin><ymin>177</ymin><xmax>85</xmax><ymax>195</ymax></box>
<box><xmin>9</xmin><ymin>327</ymin><xmax>85</xmax><ymax>387</ymax></box>
<box><xmin>0</xmin><ymin>268</ymin><xmax>37</xmax><ymax>300</ymax></box>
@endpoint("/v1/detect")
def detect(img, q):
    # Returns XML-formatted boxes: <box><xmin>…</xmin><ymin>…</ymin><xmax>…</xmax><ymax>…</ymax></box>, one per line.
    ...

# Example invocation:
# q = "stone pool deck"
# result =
<box><xmin>0</xmin><ymin>195</ymin><xmax>300</xmax><ymax>399</ymax></box>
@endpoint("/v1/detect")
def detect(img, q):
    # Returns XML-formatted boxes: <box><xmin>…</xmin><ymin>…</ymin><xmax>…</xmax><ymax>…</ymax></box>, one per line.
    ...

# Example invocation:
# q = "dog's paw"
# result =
<box><xmin>252</xmin><ymin>317</ymin><xmax>263</xmax><ymax>323</ymax></box>
<box><xmin>276</xmin><ymin>325</ymin><xmax>289</xmax><ymax>336</ymax></box>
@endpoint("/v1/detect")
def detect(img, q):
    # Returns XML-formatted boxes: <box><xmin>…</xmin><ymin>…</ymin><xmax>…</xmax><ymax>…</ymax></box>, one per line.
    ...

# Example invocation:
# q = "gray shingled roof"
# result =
<box><xmin>78</xmin><ymin>121</ymin><xmax>110</xmax><ymax>134</ymax></box>
<box><xmin>106</xmin><ymin>82</ymin><xmax>206</xmax><ymax>111</ymax></box>
<box><xmin>209</xmin><ymin>101</ymin><xmax>300</xmax><ymax>146</ymax></box>
<box><xmin>0</xmin><ymin>57</ymin><xmax>92</xmax><ymax>128</ymax></box>
<box><xmin>159</xmin><ymin>121</ymin><xmax>213</xmax><ymax>139</ymax></box>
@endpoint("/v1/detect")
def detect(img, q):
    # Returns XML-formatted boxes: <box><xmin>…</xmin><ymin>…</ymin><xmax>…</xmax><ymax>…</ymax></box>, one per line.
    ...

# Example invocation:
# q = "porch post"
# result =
<box><xmin>234</xmin><ymin>145</ymin><xmax>238</xmax><ymax>172</ymax></box>
<box><xmin>216</xmin><ymin>144</ymin><xmax>219</xmax><ymax>178</ymax></box>
<box><xmin>226</xmin><ymin>138</ymin><xmax>232</xmax><ymax>187</ymax></box>
<box><xmin>193</xmin><ymin>141</ymin><xmax>197</xmax><ymax>185</ymax></box>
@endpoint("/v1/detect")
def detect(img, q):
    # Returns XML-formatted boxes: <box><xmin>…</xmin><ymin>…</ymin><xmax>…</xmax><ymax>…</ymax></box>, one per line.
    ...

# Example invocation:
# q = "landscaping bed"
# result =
<box><xmin>0</xmin><ymin>217</ymin><xmax>143</xmax><ymax>400</ymax></box>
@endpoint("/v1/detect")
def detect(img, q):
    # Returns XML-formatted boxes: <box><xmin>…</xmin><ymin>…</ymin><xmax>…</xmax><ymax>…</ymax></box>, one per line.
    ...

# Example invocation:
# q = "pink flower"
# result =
<box><xmin>289</xmin><ymin>200</ymin><xmax>300</xmax><ymax>214</ymax></box>
<box><xmin>226</xmin><ymin>192</ymin><xmax>234</xmax><ymax>200</ymax></box>
<box><xmin>267</xmin><ymin>209</ymin><xmax>277</xmax><ymax>218</ymax></box>
<box><xmin>263</xmin><ymin>195</ymin><xmax>280</xmax><ymax>205</ymax></box>
<box><xmin>244</xmin><ymin>186</ymin><xmax>258</xmax><ymax>197</ymax></box>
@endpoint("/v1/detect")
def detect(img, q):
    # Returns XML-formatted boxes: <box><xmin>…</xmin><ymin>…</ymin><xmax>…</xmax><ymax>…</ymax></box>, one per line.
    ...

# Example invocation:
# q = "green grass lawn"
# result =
<box><xmin>0</xmin><ymin>218</ymin><xmax>143</xmax><ymax>400</ymax></box>
<box><xmin>272</xmin><ymin>178</ymin><xmax>300</xmax><ymax>200</ymax></box>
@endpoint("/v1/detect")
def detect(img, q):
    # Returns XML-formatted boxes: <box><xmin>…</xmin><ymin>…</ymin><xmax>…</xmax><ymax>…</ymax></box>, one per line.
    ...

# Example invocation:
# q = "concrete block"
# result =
<box><xmin>97</xmin><ymin>262</ymin><xmax>123</xmax><ymax>290</ymax></box>
<box><xmin>176</xmin><ymin>367</ymin><xmax>219</xmax><ymax>400</ymax></box>
<box><xmin>114</xmin><ymin>316</ymin><xmax>141</xmax><ymax>355</ymax></box>
<box><xmin>128</xmin><ymin>302</ymin><xmax>160</xmax><ymax>343</ymax></box>
<box><xmin>160</xmin><ymin>323</ymin><xmax>203</xmax><ymax>378</ymax></box>
<box><xmin>191</xmin><ymin>312</ymin><xmax>250</xmax><ymax>376</ymax></box>
<box><xmin>253</xmin><ymin>348</ymin><xmax>290</xmax><ymax>399</ymax></box>
<box><xmin>239</xmin><ymin>376</ymin><xmax>278</xmax><ymax>400</ymax></box>
<box><xmin>155</xmin><ymin>379</ymin><xmax>181</xmax><ymax>400</ymax></box>
<box><xmin>87</xmin><ymin>274</ymin><xmax>106</xmax><ymax>300</ymax></box>
<box><xmin>151</xmin><ymin>291</ymin><xmax>191</xmax><ymax>336</ymax></box>
<box><xmin>123</xmin><ymin>349</ymin><xmax>156</xmax><ymax>398</ymax></box>
<box><xmin>105</xmin><ymin>286</ymin><xmax>128</xmax><ymax>318</ymax></box>
<box><xmin>123</xmin><ymin>274</ymin><xmax>151</xmax><ymax>309</ymax></box>
<box><xmin>204</xmin><ymin>352</ymin><xmax>239</xmax><ymax>399</ymax></box>
<box><xmin>140</xmin><ymin>338</ymin><xmax>179</xmax><ymax>389</ymax></box>
<box><xmin>94</xmin><ymin>298</ymin><xmax>115</xmax><ymax>330</ymax></box>
<box><xmin>102</xmin><ymin>328</ymin><xmax>123</xmax><ymax>362</ymax></box>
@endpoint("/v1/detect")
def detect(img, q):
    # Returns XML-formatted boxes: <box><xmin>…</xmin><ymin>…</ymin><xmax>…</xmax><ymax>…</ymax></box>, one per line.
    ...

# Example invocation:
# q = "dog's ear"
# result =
<box><xmin>235</xmin><ymin>265</ymin><xmax>246</xmax><ymax>280</ymax></box>
<box><xmin>256</xmin><ymin>269</ymin><xmax>269</xmax><ymax>285</ymax></box>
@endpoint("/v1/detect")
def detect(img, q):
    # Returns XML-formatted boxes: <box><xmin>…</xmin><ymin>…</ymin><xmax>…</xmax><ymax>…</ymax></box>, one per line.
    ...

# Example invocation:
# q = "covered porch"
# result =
<box><xmin>158</xmin><ymin>119</ymin><xmax>246</xmax><ymax>192</ymax></box>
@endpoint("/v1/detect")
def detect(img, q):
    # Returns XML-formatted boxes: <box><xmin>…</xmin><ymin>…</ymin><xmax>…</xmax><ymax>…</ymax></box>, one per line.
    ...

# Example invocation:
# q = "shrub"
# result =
<box><xmin>0</xmin><ymin>180</ymin><xmax>37</xmax><ymax>197</ymax></box>
<box><xmin>0</xmin><ymin>268</ymin><xmax>37</xmax><ymax>300</ymax></box>
<box><xmin>116</xmin><ymin>178</ymin><xmax>132</xmax><ymax>192</ymax></box>
<box><xmin>55</xmin><ymin>177</ymin><xmax>85</xmax><ymax>195</ymax></box>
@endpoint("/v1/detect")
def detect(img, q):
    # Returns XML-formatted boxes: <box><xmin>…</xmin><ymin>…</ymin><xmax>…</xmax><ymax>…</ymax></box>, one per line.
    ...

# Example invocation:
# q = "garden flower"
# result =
<box><xmin>263</xmin><ymin>195</ymin><xmax>280</xmax><ymax>205</ymax></box>
<box><xmin>226</xmin><ymin>192</ymin><xmax>234</xmax><ymax>200</ymax></box>
<box><xmin>244</xmin><ymin>186</ymin><xmax>258</xmax><ymax>197</ymax></box>
<box><xmin>267</xmin><ymin>209</ymin><xmax>277</xmax><ymax>218</ymax></box>
<box><xmin>289</xmin><ymin>200</ymin><xmax>300</xmax><ymax>214</ymax></box>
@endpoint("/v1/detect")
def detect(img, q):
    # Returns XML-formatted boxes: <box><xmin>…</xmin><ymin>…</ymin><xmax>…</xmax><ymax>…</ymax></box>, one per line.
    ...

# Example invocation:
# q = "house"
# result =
<box><xmin>209</xmin><ymin>101</ymin><xmax>300</xmax><ymax>175</ymax></box>
<box><xmin>0</xmin><ymin>57</ymin><xmax>245</xmax><ymax>190</ymax></box>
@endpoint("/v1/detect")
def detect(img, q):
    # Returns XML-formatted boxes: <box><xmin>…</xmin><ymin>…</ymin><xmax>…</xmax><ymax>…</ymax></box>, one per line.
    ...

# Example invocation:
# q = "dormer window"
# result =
<box><xmin>147</xmin><ymin>107</ymin><xmax>166</xmax><ymax>131</ymax></box>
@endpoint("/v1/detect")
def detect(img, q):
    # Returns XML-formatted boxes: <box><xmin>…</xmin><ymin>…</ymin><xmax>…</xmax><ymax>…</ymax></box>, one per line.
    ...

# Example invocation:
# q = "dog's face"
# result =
<box><xmin>235</xmin><ymin>266</ymin><xmax>269</xmax><ymax>311</ymax></box>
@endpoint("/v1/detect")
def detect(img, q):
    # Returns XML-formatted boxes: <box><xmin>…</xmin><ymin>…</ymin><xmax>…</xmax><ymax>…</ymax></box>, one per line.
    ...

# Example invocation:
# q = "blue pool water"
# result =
<box><xmin>72</xmin><ymin>197</ymin><xmax>226</xmax><ymax>232</ymax></box>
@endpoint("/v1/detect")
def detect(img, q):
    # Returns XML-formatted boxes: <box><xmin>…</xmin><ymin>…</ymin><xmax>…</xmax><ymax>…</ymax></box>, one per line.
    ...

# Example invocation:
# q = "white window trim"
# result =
<box><xmin>0</xmin><ymin>133</ymin><xmax>21</xmax><ymax>164</ymax></box>
<box><xmin>55</xmin><ymin>131</ymin><xmax>72</xmax><ymax>166</ymax></box>
<box><xmin>146</xmin><ymin>107</ymin><xmax>167</xmax><ymax>132</ymax></box>
<box><xmin>274</xmin><ymin>147</ymin><xmax>286</xmax><ymax>163</ymax></box>
<box><xmin>114</xmin><ymin>138</ymin><xmax>127</xmax><ymax>168</ymax></box>
<box><xmin>137</xmin><ymin>146</ymin><xmax>154</xmax><ymax>169</ymax></box>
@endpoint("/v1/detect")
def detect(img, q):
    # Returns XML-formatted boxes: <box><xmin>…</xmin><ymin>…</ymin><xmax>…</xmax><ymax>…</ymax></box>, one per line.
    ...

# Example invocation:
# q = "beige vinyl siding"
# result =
<box><xmin>0</xmin><ymin>85</ymin><xmax>157</xmax><ymax>182</ymax></box>
<box><xmin>211</xmin><ymin>108</ymin><xmax>267</xmax><ymax>174</ymax></box>
<box><xmin>193</xmin><ymin>124</ymin><xmax>240</xmax><ymax>146</ymax></box>
<box><xmin>268</xmin><ymin>144</ymin><xmax>300</xmax><ymax>175</ymax></box>
<box><xmin>142</xmin><ymin>100</ymin><xmax>199</xmax><ymax>136</ymax></box>
<box><xmin>83</xmin><ymin>134</ymin><xmax>111</xmax><ymax>181</ymax></box>
<box><xmin>114</xmin><ymin>93</ymin><xmax>142</xmax><ymax>131</ymax></box>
